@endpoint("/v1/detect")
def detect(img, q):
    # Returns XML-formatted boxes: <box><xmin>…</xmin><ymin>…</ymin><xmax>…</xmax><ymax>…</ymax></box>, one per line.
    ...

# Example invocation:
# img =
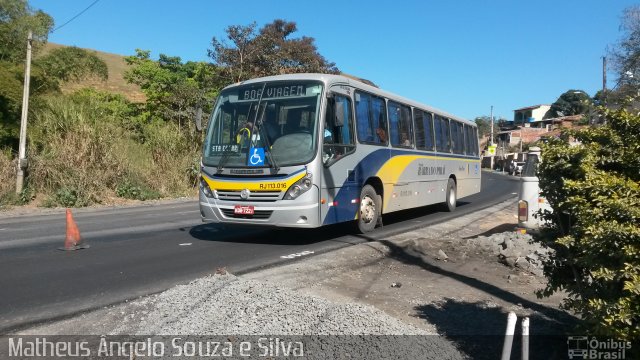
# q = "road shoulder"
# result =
<box><xmin>15</xmin><ymin>199</ymin><xmax>575</xmax><ymax>358</ymax></box>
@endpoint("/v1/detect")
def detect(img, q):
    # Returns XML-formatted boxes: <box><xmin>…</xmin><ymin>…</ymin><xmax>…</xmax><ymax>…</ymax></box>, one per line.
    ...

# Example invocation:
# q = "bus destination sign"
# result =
<box><xmin>240</xmin><ymin>85</ymin><xmax>306</xmax><ymax>101</ymax></box>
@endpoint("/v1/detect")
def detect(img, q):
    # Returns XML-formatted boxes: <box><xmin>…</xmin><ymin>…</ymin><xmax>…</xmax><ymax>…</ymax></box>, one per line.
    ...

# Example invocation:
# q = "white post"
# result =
<box><xmin>16</xmin><ymin>30</ymin><xmax>33</xmax><ymax>194</ymax></box>
<box><xmin>521</xmin><ymin>317</ymin><xmax>529</xmax><ymax>360</ymax></box>
<box><xmin>501</xmin><ymin>312</ymin><xmax>517</xmax><ymax>360</ymax></box>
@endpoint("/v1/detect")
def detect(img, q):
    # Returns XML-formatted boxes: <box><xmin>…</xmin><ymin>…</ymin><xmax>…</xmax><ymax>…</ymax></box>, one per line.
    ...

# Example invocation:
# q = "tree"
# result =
<box><xmin>208</xmin><ymin>19</ymin><xmax>339</xmax><ymax>83</ymax></box>
<box><xmin>547</xmin><ymin>89</ymin><xmax>591</xmax><ymax>118</ymax></box>
<box><xmin>537</xmin><ymin>108</ymin><xmax>640</xmax><ymax>340</ymax></box>
<box><xmin>0</xmin><ymin>0</ymin><xmax>53</xmax><ymax>62</ymax></box>
<box><xmin>474</xmin><ymin>116</ymin><xmax>492</xmax><ymax>137</ymax></box>
<box><xmin>0</xmin><ymin>0</ymin><xmax>53</xmax><ymax>147</ymax></box>
<box><xmin>0</xmin><ymin>3</ymin><xmax>105</xmax><ymax>148</ymax></box>
<box><xmin>611</xmin><ymin>6</ymin><xmax>640</xmax><ymax>98</ymax></box>
<box><xmin>33</xmin><ymin>46</ymin><xmax>108</xmax><ymax>93</ymax></box>
<box><xmin>124</xmin><ymin>49</ymin><xmax>220</xmax><ymax>129</ymax></box>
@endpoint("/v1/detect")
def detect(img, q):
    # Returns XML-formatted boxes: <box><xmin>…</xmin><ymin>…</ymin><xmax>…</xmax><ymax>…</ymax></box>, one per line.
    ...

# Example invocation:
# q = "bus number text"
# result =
<box><xmin>259</xmin><ymin>182</ymin><xmax>287</xmax><ymax>190</ymax></box>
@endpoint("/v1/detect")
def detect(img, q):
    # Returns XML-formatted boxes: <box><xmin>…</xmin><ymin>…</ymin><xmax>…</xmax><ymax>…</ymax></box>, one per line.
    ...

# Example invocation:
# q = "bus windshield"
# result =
<box><xmin>203</xmin><ymin>81</ymin><xmax>323</xmax><ymax>169</ymax></box>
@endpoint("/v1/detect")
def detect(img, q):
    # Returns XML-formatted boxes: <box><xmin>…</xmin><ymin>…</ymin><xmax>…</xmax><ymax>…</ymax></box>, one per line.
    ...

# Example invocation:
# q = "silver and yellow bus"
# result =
<box><xmin>199</xmin><ymin>74</ymin><xmax>481</xmax><ymax>233</ymax></box>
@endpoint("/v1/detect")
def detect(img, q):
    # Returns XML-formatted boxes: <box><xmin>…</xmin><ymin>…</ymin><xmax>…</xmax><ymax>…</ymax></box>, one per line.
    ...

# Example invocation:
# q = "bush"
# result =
<box><xmin>23</xmin><ymin>90</ymin><xmax>199</xmax><ymax>206</ymax></box>
<box><xmin>116</xmin><ymin>179</ymin><xmax>160</xmax><ymax>201</ymax></box>
<box><xmin>537</xmin><ymin>108</ymin><xmax>640</xmax><ymax>340</ymax></box>
<box><xmin>27</xmin><ymin>93</ymin><xmax>129</xmax><ymax>206</ymax></box>
<box><xmin>50</xmin><ymin>187</ymin><xmax>86</xmax><ymax>207</ymax></box>
<box><xmin>139</xmin><ymin>120</ymin><xmax>199</xmax><ymax>196</ymax></box>
<box><xmin>0</xmin><ymin>149</ymin><xmax>16</xmax><ymax>205</ymax></box>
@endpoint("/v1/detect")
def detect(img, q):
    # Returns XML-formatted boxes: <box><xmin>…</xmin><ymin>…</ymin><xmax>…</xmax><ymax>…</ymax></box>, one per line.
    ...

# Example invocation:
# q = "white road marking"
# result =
<box><xmin>511</xmin><ymin>192</ymin><xmax>518</xmax><ymax>195</ymax></box>
<box><xmin>280</xmin><ymin>250</ymin><xmax>315</xmax><ymax>259</ymax></box>
<box><xmin>179</xmin><ymin>243</ymin><xmax>192</xmax><ymax>246</ymax></box>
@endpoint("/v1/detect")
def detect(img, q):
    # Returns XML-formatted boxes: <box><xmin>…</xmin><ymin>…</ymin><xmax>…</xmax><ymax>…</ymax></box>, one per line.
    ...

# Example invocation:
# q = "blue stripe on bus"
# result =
<box><xmin>322</xmin><ymin>149</ymin><xmax>480</xmax><ymax>225</ymax></box>
<box><xmin>323</xmin><ymin>149</ymin><xmax>389</xmax><ymax>225</ymax></box>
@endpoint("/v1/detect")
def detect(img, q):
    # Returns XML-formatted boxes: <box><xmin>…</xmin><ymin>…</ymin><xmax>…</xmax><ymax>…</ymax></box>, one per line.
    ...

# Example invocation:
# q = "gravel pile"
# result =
<box><xmin>109</xmin><ymin>274</ymin><xmax>464</xmax><ymax>359</ymax></box>
<box><xmin>113</xmin><ymin>274</ymin><xmax>426</xmax><ymax>336</ymax></box>
<box><xmin>469</xmin><ymin>232</ymin><xmax>552</xmax><ymax>277</ymax></box>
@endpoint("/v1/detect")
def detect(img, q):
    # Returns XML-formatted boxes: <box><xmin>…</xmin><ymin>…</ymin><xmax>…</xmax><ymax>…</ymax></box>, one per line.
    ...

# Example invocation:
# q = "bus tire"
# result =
<box><xmin>357</xmin><ymin>185</ymin><xmax>380</xmax><ymax>233</ymax></box>
<box><xmin>444</xmin><ymin>178</ymin><xmax>457</xmax><ymax>212</ymax></box>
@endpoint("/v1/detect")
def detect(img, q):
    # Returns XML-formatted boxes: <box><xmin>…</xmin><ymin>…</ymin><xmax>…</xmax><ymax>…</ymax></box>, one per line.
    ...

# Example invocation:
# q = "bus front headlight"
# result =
<box><xmin>284</xmin><ymin>172</ymin><xmax>313</xmax><ymax>200</ymax></box>
<box><xmin>200</xmin><ymin>177</ymin><xmax>216</xmax><ymax>198</ymax></box>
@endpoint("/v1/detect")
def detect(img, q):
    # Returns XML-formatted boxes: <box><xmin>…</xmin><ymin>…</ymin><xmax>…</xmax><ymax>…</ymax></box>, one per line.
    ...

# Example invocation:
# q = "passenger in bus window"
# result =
<box><xmin>376</xmin><ymin>127</ymin><xmax>387</xmax><ymax>143</ymax></box>
<box><xmin>236</xmin><ymin>121</ymin><xmax>253</xmax><ymax>146</ymax></box>
<box><xmin>401</xmin><ymin>132</ymin><xmax>410</xmax><ymax>146</ymax></box>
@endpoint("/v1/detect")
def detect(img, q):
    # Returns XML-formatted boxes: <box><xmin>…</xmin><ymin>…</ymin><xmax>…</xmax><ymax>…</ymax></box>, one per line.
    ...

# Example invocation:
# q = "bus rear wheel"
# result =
<box><xmin>444</xmin><ymin>178</ymin><xmax>457</xmax><ymax>212</ymax></box>
<box><xmin>357</xmin><ymin>185</ymin><xmax>380</xmax><ymax>233</ymax></box>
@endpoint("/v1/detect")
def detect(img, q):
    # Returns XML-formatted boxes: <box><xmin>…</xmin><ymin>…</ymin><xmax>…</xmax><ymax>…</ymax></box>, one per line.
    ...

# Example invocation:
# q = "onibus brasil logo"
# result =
<box><xmin>567</xmin><ymin>336</ymin><xmax>632</xmax><ymax>359</ymax></box>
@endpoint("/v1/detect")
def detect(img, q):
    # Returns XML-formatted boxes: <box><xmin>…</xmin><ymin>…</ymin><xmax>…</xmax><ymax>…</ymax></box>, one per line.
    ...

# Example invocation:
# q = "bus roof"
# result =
<box><xmin>225</xmin><ymin>73</ymin><xmax>474</xmax><ymax>127</ymax></box>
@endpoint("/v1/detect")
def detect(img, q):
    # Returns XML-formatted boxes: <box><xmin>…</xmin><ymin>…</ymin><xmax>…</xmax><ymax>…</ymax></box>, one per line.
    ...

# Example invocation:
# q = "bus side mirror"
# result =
<box><xmin>195</xmin><ymin>106</ymin><xmax>203</xmax><ymax>132</ymax></box>
<box><xmin>333</xmin><ymin>100</ymin><xmax>345</xmax><ymax>127</ymax></box>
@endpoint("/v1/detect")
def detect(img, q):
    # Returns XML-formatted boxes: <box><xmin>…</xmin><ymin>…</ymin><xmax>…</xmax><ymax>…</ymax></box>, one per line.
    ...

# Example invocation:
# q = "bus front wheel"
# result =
<box><xmin>444</xmin><ymin>178</ymin><xmax>457</xmax><ymax>212</ymax></box>
<box><xmin>357</xmin><ymin>185</ymin><xmax>380</xmax><ymax>233</ymax></box>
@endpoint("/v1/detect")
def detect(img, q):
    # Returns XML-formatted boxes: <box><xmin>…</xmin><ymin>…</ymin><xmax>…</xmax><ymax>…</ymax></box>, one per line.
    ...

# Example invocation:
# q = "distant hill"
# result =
<box><xmin>40</xmin><ymin>43</ymin><xmax>145</xmax><ymax>103</ymax></box>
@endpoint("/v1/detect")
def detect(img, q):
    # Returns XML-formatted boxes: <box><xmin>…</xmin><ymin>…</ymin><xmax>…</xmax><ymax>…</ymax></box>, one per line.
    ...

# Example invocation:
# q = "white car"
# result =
<box><xmin>517</xmin><ymin>147</ymin><xmax>552</xmax><ymax>229</ymax></box>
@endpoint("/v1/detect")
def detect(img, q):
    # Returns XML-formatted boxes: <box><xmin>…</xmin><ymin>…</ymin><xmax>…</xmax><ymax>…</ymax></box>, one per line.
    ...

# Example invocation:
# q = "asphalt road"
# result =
<box><xmin>0</xmin><ymin>171</ymin><xmax>519</xmax><ymax>333</ymax></box>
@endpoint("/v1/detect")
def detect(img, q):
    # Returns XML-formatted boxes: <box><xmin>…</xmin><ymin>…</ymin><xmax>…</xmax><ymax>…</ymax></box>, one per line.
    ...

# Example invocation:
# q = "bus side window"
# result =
<box><xmin>473</xmin><ymin>127</ymin><xmax>479</xmax><ymax>156</ymax></box>
<box><xmin>323</xmin><ymin>95</ymin><xmax>355</xmax><ymax>166</ymax></box>
<box><xmin>434</xmin><ymin>115</ymin><xmax>451</xmax><ymax>153</ymax></box>
<box><xmin>414</xmin><ymin>110</ymin><xmax>435</xmax><ymax>151</ymax></box>
<box><xmin>464</xmin><ymin>124</ymin><xmax>476</xmax><ymax>156</ymax></box>
<box><xmin>389</xmin><ymin>101</ymin><xmax>413</xmax><ymax>148</ymax></box>
<box><xmin>355</xmin><ymin>91</ymin><xmax>387</xmax><ymax>146</ymax></box>
<box><xmin>451</xmin><ymin>121</ymin><xmax>464</xmax><ymax>154</ymax></box>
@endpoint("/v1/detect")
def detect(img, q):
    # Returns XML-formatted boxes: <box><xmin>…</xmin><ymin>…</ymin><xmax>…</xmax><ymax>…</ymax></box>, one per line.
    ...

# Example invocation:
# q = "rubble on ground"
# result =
<box><xmin>467</xmin><ymin>232</ymin><xmax>552</xmax><ymax>277</ymax></box>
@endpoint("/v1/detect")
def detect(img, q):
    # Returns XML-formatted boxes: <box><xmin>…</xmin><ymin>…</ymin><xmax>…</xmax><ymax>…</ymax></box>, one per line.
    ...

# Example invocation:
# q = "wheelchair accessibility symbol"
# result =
<box><xmin>248</xmin><ymin>147</ymin><xmax>265</xmax><ymax>166</ymax></box>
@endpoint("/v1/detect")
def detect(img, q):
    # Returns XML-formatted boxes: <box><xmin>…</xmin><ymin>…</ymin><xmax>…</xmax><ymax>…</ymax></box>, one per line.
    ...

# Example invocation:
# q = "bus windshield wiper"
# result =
<box><xmin>216</xmin><ymin>145</ymin><xmax>239</xmax><ymax>173</ymax></box>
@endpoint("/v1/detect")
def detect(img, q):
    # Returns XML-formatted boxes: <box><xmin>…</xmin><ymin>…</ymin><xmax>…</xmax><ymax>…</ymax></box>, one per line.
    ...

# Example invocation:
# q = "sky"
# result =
<box><xmin>29</xmin><ymin>0</ymin><xmax>636</xmax><ymax>121</ymax></box>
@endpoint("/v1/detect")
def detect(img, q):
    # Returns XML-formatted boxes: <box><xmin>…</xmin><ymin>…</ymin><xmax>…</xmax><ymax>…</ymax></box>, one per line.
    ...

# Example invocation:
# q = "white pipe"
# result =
<box><xmin>501</xmin><ymin>312</ymin><xmax>517</xmax><ymax>360</ymax></box>
<box><xmin>521</xmin><ymin>317</ymin><xmax>530</xmax><ymax>360</ymax></box>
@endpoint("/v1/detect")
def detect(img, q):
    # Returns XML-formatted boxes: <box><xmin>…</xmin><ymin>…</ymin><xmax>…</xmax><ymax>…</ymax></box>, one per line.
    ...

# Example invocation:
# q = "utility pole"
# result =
<box><xmin>490</xmin><ymin>105</ymin><xmax>494</xmax><ymax>146</ymax></box>
<box><xmin>16</xmin><ymin>30</ymin><xmax>32</xmax><ymax>194</ymax></box>
<box><xmin>602</xmin><ymin>56</ymin><xmax>607</xmax><ymax>106</ymax></box>
<box><xmin>489</xmin><ymin>106</ymin><xmax>495</xmax><ymax>170</ymax></box>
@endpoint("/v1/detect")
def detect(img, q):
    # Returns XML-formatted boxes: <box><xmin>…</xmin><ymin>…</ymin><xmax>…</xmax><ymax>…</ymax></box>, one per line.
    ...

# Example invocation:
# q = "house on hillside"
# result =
<box><xmin>495</xmin><ymin>105</ymin><xmax>583</xmax><ymax>149</ymax></box>
<box><xmin>513</xmin><ymin>104</ymin><xmax>551</xmax><ymax>127</ymax></box>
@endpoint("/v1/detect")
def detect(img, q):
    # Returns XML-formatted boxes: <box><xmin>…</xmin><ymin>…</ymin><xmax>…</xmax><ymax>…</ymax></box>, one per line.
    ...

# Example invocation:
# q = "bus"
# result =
<box><xmin>199</xmin><ymin>74</ymin><xmax>481</xmax><ymax>233</ymax></box>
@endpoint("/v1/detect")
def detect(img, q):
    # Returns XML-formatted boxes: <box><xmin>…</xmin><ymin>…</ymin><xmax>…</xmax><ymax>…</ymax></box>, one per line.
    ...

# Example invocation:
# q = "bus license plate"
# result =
<box><xmin>234</xmin><ymin>205</ymin><xmax>254</xmax><ymax>215</ymax></box>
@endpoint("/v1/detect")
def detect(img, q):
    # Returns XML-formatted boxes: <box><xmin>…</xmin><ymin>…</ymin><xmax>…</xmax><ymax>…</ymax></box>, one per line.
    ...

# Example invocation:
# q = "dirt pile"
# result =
<box><xmin>469</xmin><ymin>232</ymin><xmax>552</xmax><ymax>277</ymax></box>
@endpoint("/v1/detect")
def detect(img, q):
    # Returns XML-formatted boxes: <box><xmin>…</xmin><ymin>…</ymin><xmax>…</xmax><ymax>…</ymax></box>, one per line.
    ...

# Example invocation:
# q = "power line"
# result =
<box><xmin>51</xmin><ymin>0</ymin><xmax>101</xmax><ymax>33</ymax></box>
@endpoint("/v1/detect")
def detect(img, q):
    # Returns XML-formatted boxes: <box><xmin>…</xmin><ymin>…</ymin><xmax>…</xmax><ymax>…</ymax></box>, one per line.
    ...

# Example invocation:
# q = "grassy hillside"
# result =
<box><xmin>0</xmin><ymin>43</ymin><xmax>201</xmax><ymax>208</ymax></box>
<box><xmin>40</xmin><ymin>43</ymin><xmax>145</xmax><ymax>103</ymax></box>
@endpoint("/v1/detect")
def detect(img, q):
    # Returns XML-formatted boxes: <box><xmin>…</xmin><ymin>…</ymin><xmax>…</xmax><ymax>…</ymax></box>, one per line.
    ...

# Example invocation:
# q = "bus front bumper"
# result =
<box><xmin>199</xmin><ymin>189</ymin><xmax>320</xmax><ymax>228</ymax></box>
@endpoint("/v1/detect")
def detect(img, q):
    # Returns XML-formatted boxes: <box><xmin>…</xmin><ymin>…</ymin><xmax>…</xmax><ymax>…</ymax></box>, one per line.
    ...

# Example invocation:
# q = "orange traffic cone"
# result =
<box><xmin>59</xmin><ymin>209</ymin><xmax>89</xmax><ymax>251</ymax></box>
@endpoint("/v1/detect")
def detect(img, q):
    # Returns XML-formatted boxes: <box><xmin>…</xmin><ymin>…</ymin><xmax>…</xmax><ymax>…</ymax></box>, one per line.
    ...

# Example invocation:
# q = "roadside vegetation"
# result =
<box><xmin>468</xmin><ymin>5</ymin><xmax>640</xmax><ymax>341</ymax></box>
<box><xmin>0</xmin><ymin>0</ymin><xmax>338</xmax><ymax>207</ymax></box>
<box><xmin>533</xmin><ymin>6</ymin><xmax>640</xmax><ymax>341</ymax></box>
<box><xmin>536</xmin><ymin>107</ymin><xmax>640</xmax><ymax>341</ymax></box>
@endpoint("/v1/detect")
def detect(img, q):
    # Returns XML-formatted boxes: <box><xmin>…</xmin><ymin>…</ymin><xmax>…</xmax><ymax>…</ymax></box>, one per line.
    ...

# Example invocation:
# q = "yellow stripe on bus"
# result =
<box><xmin>375</xmin><ymin>155</ymin><xmax>480</xmax><ymax>212</ymax></box>
<box><xmin>202</xmin><ymin>171</ymin><xmax>307</xmax><ymax>192</ymax></box>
